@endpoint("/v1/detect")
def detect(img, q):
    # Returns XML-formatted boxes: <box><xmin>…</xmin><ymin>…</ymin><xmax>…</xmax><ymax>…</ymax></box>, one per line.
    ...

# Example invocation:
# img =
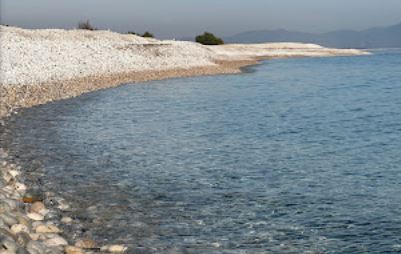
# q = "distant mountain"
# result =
<box><xmin>223</xmin><ymin>23</ymin><xmax>401</xmax><ymax>49</ymax></box>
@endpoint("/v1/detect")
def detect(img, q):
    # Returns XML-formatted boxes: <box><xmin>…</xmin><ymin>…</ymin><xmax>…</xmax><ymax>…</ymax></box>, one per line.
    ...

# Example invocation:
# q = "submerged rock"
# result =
<box><xmin>75</xmin><ymin>239</ymin><xmax>97</xmax><ymax>249</ymax></box>
<box><xmin>100</xmin><ymin>244</ymin><xmax>128</xmax><ymax>253</ymax></box>
<box><xmin>22</xmin><ymin>190</ymin><xmax>44</xmax><ymax>204</ymax></box>
<box><xmin>35</xmin><ymin>224</ymin><xmax>62</xmax><ymax>234</ymax></box>
<box><xmin>44</xmin><ymin>236</ymin><xmax>68</xmax><ymax>247</ymax></box>
<box><xmin>64</xmin><ymin>246</ymin><xmax>84</xmax><ymax>254</ymax></box>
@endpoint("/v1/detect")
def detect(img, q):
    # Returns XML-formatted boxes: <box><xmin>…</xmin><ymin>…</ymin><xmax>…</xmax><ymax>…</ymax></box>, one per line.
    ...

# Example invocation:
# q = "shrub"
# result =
<box><xmin>127</xmin><ymin>31</ymin><xmax>138</xmax><ymax>35</ymax></box>
<box><xmin>195</xmin><ymin>32</ymin><xmax>224</xmax><ymax>45</ymax></box>
<box><xmin>78</xmin><ymin>20</ymin><xmax>96</xmax><ymax>31</ymax></box>
<box><xmin>142</xmin><ymin>31</ymin><xmax>154</xmax><ymax>38</ymax></box>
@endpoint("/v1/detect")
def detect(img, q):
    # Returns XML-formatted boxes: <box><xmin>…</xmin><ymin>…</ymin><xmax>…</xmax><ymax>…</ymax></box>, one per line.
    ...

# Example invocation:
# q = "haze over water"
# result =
<box><xmin>3</xmin><ymin>50</ymin><xmax>401</xmax><ymax>253</ymax></box>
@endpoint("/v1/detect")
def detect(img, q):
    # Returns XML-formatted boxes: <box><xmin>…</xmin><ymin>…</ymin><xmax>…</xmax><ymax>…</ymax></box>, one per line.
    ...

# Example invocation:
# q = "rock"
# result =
<box><xmin>27</xmin><ymin>213</ymin><xmax>44</xmax><ymax>221</ymax></box>
<box><xmin>28</xmin><ymin>233</ymin><xmax>40</xmax><ymax>241</ymax></box>
<box><xmin>35</xmin><ymin>224</ymin><xmax>62</xmax><ymax>234</ymax></box>
<box><xmin>15</xmin><ymin>215</ymin><xmax>30</xmax><ymax>227</ymax></box>
<box><xmin>2</xmin><ymin>199</ymin><xmax>17</xmax><ymax>210</ymax></box>
<box><xmin>75</xmin><ymin>239</ymin><xmax>96</xmax><ymax>249</ymax></box>
<box><xmin>0</xmin><ymin>201</ymin><xmax>12</xmax><ymax>213</ymax></box>
<box><xmin>14</xmin><ymin>183</ymin><xmax>27</xmax><ymax>193</ymax></box>
<box><xmin>11</xmin><ymin>224</ymin><xmax>30</xmax><ymax>234</ymax></box>
<box><xmin>64</xmin><ymin>246</ymin><xmax>84</xmax><ymax>254</ymax></box>
<box><xmin>16</xmin><ymin>247</ymin><xmax>30</xmax><ymax>254</ymax></box>
<box><xmin>100</xmin><ymin>245</ymin><xmax>128</xmax><ymax>253</ymax></box>
<box><xmin>0</xmin><ymin>229</ymin><xmax>16</xmax><ymax>241</ymax></box>
<box><xmin>30</xmin><ymin>202</ymin><xmax>48</xmax><ymax>216</ymax></box>
<box><xmin>60</xmin><ymin>217</ymin><xmax>73</xmax><ymax>224</ymax></box>
<box><xmin>22</xmin><ymin>190</ymin><xmax>44</xmax><ymax>203</ymax></box>
<box><xmin>44</xmin><ymin>236</ymin><xmax>68</xmax><ymax>246</ymax></box>
<box><xmin>43</xmin><ymin>211</ymin><xmax>59</xmax><ymax>221</ymax></box>
<box><xmin>0</xmin><ymin>213</ymin><xmax>18</xmax><ymax>227</ymax></box>
<box><xmin>15</xmin><ymin>232</ymin><xmax>31</xmax><ymax>247</ymax></box>
<box><xmin>0</xmin><ymin>238</ymin><xmax>17</xmax><ymax>253</ymax></box>
<box><xmin>8</xmin><ymin>170</ymin><xmax>19</xmax><ymax>178</ymax></box>
<box><xmin>26</xmin><ymin>240</ymin><xmax>46</xmax><ymax>254</ymax></box>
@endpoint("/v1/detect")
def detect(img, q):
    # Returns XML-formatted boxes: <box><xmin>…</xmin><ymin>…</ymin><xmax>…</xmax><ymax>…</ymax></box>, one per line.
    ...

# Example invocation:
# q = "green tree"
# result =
<box><xmin>195</xmin><ymin>32</ymin><xmax>224</xmax><ymax>45</ymax></box>
<box><xmin>142</xmin><ymin>32</ymin><xmax>154</xmax><ymax>38</ymax></box>
<box><xmin>77</xmin><ymin>20</ymin><xmax>96</xmax><ymax>31</ymax></box>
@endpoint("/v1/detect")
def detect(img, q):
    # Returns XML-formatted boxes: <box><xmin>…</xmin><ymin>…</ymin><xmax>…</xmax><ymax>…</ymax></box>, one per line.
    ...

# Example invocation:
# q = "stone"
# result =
<box><xmin>61</xmin><ymin>217</ymin><xmax>73</xmax><ymax>224</ymax></box>
<box><xmin>0</xmin><ymin>238</ymin><xmax>17</xmax><ymax>253</ymax></box>
<box><xmin>35</xmin><ymin>224</ymin><xmax>61</xmax><ymax>234</ymax></box>
<box><xmin>16</xmin><ymin>247</ymin><xmax>30</xmax><ymax>254</ymax></box>
<box><xmin>75</xmin><ymin>239</ymin><xmax>96</xmax><ymax>249</ymax></box>
<box><xmin>30</xmin><ymin>202</ymin><xmax>47</xmax><ymax>215</ymax></box>
<box><xmin>16</xmin><ymin>215</ymin><xmax>30</xmax><ymax>227</ymax></box>
<box><xmin>26</xmin><ymin>240</ymin><xmax>46</xmax><ymax>254</ymax></box>
<box><xmin>22</xmin><ymin>190</ymin><xmax>44</xmax><ymax>204</ymax></box>
<box><xmin>8</xmin><ymin>170</ymin><xmax>19</xmax><ymax>178</ymax></box>
<box><xmin>0</xmin><ymin>229</ymin><xmax>16</xmax><ymax>240</ymax></box>
<box><xmin>14</xmin><ymin>183</ymin><xmax>27</xmax><ymax>193</ymax></box>
<box><xmin>0</xmin><ymin>201</ymin><xmax>12</xmax><ymax>213</ymax></box>
<box><xmin>15</xmin><ymin>232</ymin><xmax>32</xmax><ymax>247</ymax></box>
<box><xmin>0</xmin><ymin>213</ymin><xmax>18</xmax><ymax>227</ymax></box>
<box><xmin>2</xmin><ymin>199</ymin><xmax>17</xmax><ymax>210</ymax></box>
<box><xmin>100</xmin><ymin>245</ymin><xmax>128</xmax><ymax>253</ymax></box>
<box><xmin>27</xmin><ymin>213</ymin><xmax>44</xmax><ymax>221</ymax></box>
<box><xmin>11</xmin><ymin>224</ymin><xmax>30</xmax><ymax>234</ymax></box>
<box><xmin>64</xmin><ymin>246</ymin><xmax>84</xmax><ymax>254</ymax></box>
<box><xmin>43</xmin><ymin>211</ymin><xmax>59</xmax><ymax>221</ymax></box>
<box><xmin>44</xmin><ymin>236</ymin><xmax>68</xmax><ymax>246</ymax></box>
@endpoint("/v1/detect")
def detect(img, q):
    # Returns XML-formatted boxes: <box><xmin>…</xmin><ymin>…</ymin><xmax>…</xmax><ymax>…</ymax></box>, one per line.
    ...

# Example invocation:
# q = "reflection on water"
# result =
<box><xmin>3</xmin><ymin>50</ymin><xmax>401</xmax><ymax>253</ymax></box>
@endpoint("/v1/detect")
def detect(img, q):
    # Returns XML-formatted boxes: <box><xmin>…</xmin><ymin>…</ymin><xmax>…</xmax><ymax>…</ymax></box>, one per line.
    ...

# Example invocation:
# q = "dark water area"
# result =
<box><xmin>2</xmin><ymin>50</ymin><xmax>401</xmax><ymax>253</ymax></box>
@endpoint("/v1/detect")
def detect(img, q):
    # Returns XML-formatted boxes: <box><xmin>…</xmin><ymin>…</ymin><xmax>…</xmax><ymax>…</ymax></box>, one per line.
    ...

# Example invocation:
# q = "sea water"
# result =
<box><xmin>3</xmin><ymin>50</ymin><xmax>401</xmax><ymax>253</ymax></box>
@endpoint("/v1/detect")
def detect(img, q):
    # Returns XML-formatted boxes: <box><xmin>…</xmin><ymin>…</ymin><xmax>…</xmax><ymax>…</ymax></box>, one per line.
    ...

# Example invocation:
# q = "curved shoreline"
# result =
<box><xmin>0</xmin><ymin>59</ymin><xmax>259</xmax><ymax>119</ymax></box>
<box><xmin>0</xmin><ymin>58</ymin><xmax>263</xmax><ymax>254</ymax></box>
<box><xmin>0</xmin><ymin>25</ymin><xmax>369</xmax><ymax>253</ymax></box>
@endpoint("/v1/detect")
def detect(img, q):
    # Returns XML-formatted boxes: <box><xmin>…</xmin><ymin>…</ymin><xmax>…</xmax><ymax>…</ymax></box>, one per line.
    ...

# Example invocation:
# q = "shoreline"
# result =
<box><xmin>0</xmin><ymin>59</ymin><xmax>259</xmax><ymax>119</ymax></box>
<box><xmin>0</xmin><ymin>58</ymin><xmax>262</xmax><ymax>254</ymax></box>
<box><xmin>0</xmin><ymin>25</ymin><xmax>369</xmax><ymax>253</ymax></box>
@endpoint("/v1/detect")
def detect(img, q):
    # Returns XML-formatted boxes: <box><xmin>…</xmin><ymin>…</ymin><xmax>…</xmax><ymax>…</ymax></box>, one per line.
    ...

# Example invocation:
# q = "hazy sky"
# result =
<box><xmin>1</xmin><ymin>0</ymin><xmax>401</xmax><ymax>38</ymax></box>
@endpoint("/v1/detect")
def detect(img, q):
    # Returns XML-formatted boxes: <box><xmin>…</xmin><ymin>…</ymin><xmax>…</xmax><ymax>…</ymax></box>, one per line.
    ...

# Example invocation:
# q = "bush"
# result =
<box><xmin>127</xmin><ymin>31</ymin><xmax>138</xmax><ymax>35</ymax></box>
<box><xmin>195</xmin><ymin>32</ymin><xmax>224</xmax><ymax>45</ymax></box>
<box><xmin>142</xmin><ymin>31</ymin><xmax>154</xmax><ymax>38</ymax></box>
<box><xmin>78</xmin><ymin>20</ymin><xmax>96</xmax><ymax>31</ymax></box>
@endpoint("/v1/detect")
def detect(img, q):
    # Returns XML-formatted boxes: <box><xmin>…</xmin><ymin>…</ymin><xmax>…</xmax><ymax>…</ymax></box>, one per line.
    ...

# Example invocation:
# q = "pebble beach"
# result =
<box><xmin>0</xmin><ymin>25</ymin><xmax>368</xmax><ymax>253</ymax></box>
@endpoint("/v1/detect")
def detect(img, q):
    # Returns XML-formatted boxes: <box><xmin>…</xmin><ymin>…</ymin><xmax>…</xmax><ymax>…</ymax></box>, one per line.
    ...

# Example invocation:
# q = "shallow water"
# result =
<box><xmin>3</xmin><ymin>50</ymin><xmax>401</xmax><ymax>253</ymax></box>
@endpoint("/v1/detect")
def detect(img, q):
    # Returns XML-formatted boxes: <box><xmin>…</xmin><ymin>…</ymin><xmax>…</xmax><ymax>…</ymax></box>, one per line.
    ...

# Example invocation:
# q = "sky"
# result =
<box><xmin>1</xmin><ymin>0</ymin><xmax>401</xmax><ymax>39</ymax></box>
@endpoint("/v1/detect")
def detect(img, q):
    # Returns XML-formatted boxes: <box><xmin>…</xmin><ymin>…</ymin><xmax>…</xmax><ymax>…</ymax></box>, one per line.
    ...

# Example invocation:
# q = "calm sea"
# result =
<box><xmin>3</xmin><ymin>50</ymin><xmax>401</xmax><ymax>253</ymax></box>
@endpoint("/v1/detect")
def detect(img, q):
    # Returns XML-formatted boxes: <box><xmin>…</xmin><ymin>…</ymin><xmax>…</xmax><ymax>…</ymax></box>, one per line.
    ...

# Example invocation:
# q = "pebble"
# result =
<box><xmin>15</xmin><ymin>232</ymin><xmax>32</xmax><ymax>247</ymax></box>
<box><xmin>11</xmin><ymin>224</ymin><xmax>30</xmax><ymax>234</ymax></box>
<box><xmin>22</xmin><ymin>190</ymin><xmax>44</xmax><ymax>204</ymax></box>
<box><xmin>0</xmin><ymin>213</ymin><xmax>18</xmax><ymax>227</ymax></box>
<box><xmin>27</xmin><ymin>213</ymin><xmax>44</xmax><ymax>221</ymax></box>
<box><xmin>0</xmin><ymin>238</ymin><xmax>18</xmax><ymax>253</ymax></box>
<box><xmin>35</xmin><ymin>224</ymin><xmax>62</xmax><ymax>234</ymax></box>
<box><xmin>30</xmin><ymin>202</ymin><xmax>48</xmax><ymax>216</ymax></box>
<box><xmin>61</xmin><ymin>216</ymin><xmax>73</xmax><ymax>224</ymax></box>
<box><xmin>26</xmin><ymin>241</ymin><xmax>46</xmax><ymax>254</ymax></box>
<box><xmin>44</xmin><ymin>236</ymin><xmax>68</xmax><ymax>246</ymax></box>
<box><xmin>65</xmin><ymin>246</ymin><xmax>84</xmax><ymax>254</ymax></box>
<box><xmin>100</xmin><ymin>245</ymin><xmax>128</xmax><ymax>253</ymax></box>
<box><xmin>75</xmin><ymin>239</ymin><xmax>96</xmax><ymax>249</ymax></box>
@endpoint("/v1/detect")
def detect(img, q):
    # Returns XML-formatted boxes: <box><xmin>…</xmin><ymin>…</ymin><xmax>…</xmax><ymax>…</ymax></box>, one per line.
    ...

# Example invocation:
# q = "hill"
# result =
<box><xmin>224</xmin><ymin>23</ymin><xmax>401</xmax><ymax>49</ymax></box>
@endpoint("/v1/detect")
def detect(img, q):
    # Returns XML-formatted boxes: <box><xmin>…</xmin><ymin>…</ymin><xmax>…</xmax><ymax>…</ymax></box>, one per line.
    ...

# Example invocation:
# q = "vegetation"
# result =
<box><xmin>127</xmin><ymin>31</ymin><xmax>155</xmax><ymax>38</ymax></box>
<box><xmin>195</xmin><ymin>32</ymin><xmax>224</xmax><ymax>45</ymax></box>
<box><xmin>142</xmin><ymin>31</ymin><xmax>154</xmax><ymax>38</ymax></box>
<box><xmin>78</xmin><ymin>20</ymin><xmax>96</xmax><ymax>31</ymax></box>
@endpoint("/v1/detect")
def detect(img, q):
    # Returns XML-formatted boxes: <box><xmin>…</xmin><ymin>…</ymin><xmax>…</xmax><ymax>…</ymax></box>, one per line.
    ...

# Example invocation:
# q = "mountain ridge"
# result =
<box><xmin>224</xmin><ymin>23</ymin><xmax>401</xmax><ymax>49</ymax></box>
